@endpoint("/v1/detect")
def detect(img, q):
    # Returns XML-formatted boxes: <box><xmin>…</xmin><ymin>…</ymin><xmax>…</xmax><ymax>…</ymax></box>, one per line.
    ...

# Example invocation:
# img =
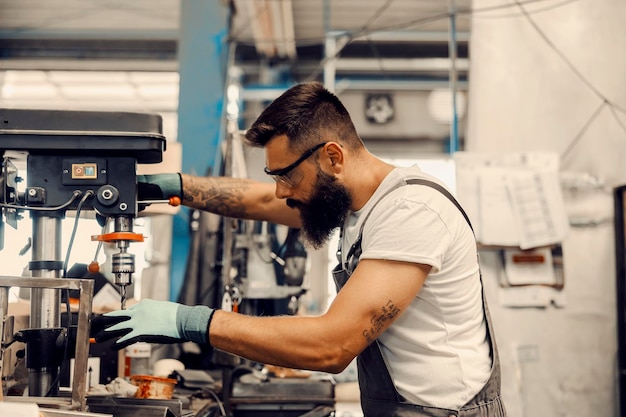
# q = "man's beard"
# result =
<box><xmin>287</xmin><ymin>170</ymin><xmax>352</xmax><ymax>250</ymax></box>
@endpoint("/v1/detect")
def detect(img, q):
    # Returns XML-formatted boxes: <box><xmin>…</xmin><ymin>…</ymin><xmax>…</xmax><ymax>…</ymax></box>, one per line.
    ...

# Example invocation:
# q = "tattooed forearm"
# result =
<box><xmin>183</xmin><ymin>176</ymin><xmax>251</xmax><ymax>218</ymax></box>
<box><xmin>363</xmin><ymin>300</ymin><xmax>400</xmax><ymax>343</ymax></box>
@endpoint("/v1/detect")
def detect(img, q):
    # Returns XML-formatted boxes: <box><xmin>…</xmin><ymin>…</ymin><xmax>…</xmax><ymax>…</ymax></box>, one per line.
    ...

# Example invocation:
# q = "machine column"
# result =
<box><xmin>28</xmin><ymin>213</ymin><xmax>63</xmax><ymax>396</ymax></box>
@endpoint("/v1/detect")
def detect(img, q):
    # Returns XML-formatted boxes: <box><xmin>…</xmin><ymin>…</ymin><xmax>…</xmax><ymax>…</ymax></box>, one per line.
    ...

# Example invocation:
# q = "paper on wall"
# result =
<box><xmin>506</xmin><ymin>170</ymin><xmax>569</xmax><ymax>249</ymax></box>
<box><xmin>477</xmin><ymin>167</ymin><xmax>520</xmax><ymax>246</ymax></box>
<box><xmin>454</xmin><ymin>152</ymin><xmax>569</xmax><ymax>248</ymax></box>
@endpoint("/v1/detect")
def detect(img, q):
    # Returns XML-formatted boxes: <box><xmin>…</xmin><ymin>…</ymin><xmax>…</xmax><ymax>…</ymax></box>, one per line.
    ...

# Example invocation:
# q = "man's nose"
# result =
<box><xmin>274</xmin><ymin>182</ymin><xmax>293</xmax><ymax>199</ymax></box>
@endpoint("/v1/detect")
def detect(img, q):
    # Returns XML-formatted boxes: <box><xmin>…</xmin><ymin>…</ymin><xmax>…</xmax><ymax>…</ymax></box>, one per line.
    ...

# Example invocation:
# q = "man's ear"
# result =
<box><xmin>324</xmin><ymin>142</ymin><xmax>344</xmax><ymax>172</ymax></box>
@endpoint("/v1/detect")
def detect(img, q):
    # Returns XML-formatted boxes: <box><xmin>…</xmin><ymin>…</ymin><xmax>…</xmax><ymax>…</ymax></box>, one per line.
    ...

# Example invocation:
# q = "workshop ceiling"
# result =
<box><xmin>0</xmin><ymin>0</ymin><xmax>471</xmax><ymax>141</ymax></box>
<box><xmin>0</xmin><ymin>0</ymin><xmax>471</xmax><ymax>68</ymax></box>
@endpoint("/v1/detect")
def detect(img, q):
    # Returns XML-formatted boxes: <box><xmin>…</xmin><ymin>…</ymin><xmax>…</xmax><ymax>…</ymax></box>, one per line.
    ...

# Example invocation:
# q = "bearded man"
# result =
<box><xmin>95</xmin><ymin>82</ymin><xmax>506</xmax><ymax>417</ymax></box>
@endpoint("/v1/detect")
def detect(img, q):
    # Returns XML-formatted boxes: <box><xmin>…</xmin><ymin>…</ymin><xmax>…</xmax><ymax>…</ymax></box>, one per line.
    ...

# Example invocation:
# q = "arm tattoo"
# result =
<box><xmin>363</xmin><ymin>300</ymin><xmax>400</xmax><ymax>343</ymax></box>
<box><xmin>183</xmin><ymin>177</ymin><xmax>251</xmax><ymax>218</ymax></box>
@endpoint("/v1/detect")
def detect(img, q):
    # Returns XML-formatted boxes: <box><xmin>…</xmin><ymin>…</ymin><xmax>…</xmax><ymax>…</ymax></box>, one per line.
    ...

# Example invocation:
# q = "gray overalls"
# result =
<box><xmin>332</xmin><ymin>179</ymin><xmax>507</xmax><ymax>417</ymax></box>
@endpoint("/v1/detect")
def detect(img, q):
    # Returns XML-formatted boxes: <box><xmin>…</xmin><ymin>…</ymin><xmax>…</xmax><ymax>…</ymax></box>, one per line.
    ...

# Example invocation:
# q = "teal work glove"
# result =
<box><xmin>92</xmin><ymin>299</ymin><xmax>215</xmax><ymax>350</ymax></box>
<box><xmin>137</xmin><ymin>173</ymin><xmax>182</xmax><ymax>201</ymax></box>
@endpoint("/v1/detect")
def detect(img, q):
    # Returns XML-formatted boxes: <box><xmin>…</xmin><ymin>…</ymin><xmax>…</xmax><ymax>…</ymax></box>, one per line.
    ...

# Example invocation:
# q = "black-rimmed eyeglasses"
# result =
<box><xmin>264</xmin><ymin>142</ymin><xmax>328</xmax><ymax>188</ymax></box>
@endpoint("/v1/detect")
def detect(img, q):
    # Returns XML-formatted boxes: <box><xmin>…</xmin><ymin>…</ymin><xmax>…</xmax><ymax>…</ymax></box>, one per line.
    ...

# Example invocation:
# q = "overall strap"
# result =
<box><xmin>404</xmin><ymin>179</ymin><xmax>473</xmax><ymax>232</ymax></box>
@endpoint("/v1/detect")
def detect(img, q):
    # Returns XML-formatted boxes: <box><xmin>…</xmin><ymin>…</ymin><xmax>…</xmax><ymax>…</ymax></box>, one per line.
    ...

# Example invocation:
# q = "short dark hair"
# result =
<box><xmin>244</xmin><ymin>82</ymin><xmax>363</xmax><ymax>152</ymax></box>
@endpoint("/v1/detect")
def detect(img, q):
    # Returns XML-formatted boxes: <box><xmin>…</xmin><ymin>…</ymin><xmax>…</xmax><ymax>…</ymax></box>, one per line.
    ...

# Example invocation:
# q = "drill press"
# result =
<box><xmin>0</xmin><ymin>108</ymin><xmax>166</xmax><ymax>403</ymax></box>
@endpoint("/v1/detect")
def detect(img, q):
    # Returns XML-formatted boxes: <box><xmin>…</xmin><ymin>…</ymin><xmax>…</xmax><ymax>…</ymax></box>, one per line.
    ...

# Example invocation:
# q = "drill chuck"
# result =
<box><xmin>112</xmin><ymin>251</ymin><xmax>135</xmax><ymax>286</ymax></box>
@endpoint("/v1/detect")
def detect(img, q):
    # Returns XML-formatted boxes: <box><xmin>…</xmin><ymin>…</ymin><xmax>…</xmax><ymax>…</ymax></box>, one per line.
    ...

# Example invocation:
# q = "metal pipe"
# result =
<box><xmin>29</xmin><ymin>214</ymin><xmax>63</xmax><ymax>397</ymax></box>
<box><xmin>323</xmin><ymin>34</ymin><xmax>338</xmax><ymax>92</ymax></box>
<box><xmin>447</xmin><ymin>0</ymin><xmax>460</xmax><ymax>153</ymax></box>
<box><xmin>30</xmin><ymin>215</ymin><xmax>63</xmax><ymax>326</ymax></box>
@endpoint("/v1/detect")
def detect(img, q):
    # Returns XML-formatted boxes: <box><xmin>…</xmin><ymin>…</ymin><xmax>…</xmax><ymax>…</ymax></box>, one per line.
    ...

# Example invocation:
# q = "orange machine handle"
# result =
<box><xmin>91</xmin><ymin>232</ymin><xmax>145</xmax><ymax>243</ymax></box>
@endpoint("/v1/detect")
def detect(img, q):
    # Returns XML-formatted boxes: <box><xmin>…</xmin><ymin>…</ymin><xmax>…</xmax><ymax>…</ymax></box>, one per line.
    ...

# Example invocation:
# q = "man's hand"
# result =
<box><xmin>137</xmin><ymin>173</ymin><xmax>182</xmax><ymax>201</ymax></box>
<box><xmin>92</xmin><ymin>299</ymin><xmax>215</xmax><ymax>350</ymax></box>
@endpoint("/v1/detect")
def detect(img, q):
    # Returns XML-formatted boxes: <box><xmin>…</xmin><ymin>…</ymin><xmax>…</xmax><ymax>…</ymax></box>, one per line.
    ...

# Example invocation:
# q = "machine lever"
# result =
<box><xmin>137</xmin><ymin>196</ymin><xmax>181</xmax><ymax>206</ymax></box>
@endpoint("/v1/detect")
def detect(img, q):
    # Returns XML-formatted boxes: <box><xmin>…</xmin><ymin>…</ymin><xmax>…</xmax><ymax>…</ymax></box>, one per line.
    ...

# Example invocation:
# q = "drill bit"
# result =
<box><xmin>120</xmin><ymin>285</ymin><xmax>127</xmax><ymax>310</ymax></box>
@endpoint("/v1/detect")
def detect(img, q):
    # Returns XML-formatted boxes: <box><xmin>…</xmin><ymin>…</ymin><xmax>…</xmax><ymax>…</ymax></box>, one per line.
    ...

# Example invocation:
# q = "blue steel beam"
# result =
<box><xmin>172</xmin><ymin>0</ymin><xmax>230</xmax><ymax>301</ymax></box>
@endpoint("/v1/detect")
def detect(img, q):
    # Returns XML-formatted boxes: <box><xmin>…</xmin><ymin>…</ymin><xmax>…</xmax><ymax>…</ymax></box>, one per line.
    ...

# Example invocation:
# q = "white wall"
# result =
<box><xmin>467</xmin><ymin>0</ymin><xmax>626</xmax><ymax>416</ymax></box>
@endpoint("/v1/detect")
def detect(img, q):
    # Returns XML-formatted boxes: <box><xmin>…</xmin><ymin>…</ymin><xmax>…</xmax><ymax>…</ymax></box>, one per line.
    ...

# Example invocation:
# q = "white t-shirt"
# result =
<box><xmin>340</xmin><ymin>166</ymin><xmax>492</xmax><ymax>409</ymax></box>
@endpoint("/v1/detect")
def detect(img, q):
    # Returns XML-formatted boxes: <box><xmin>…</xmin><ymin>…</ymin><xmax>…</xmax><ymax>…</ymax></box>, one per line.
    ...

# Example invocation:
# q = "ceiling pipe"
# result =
<box><xmin>448</xmin><ymin>0</ymin><xmax>460</xmax><ymax>153</ymax></box>
<box><xmin>278</xmin><ymin>0</ymin><xmax>296</xmax><ymax>59</ymax></box>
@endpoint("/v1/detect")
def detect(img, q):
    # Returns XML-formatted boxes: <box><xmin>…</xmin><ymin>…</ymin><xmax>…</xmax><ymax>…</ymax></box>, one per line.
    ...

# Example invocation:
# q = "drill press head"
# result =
<box><xmin>91</xmin><ymin>216</ymin><xmax>145</xmax><ymax>309</ymax></box>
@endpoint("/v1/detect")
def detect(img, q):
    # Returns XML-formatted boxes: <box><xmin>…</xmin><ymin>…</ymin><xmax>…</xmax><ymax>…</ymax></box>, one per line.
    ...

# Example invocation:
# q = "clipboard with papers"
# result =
<box><xmin>454</xmin><ymin>152</ymin><xmax>569</xmax><ymax>250</ymax></box>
